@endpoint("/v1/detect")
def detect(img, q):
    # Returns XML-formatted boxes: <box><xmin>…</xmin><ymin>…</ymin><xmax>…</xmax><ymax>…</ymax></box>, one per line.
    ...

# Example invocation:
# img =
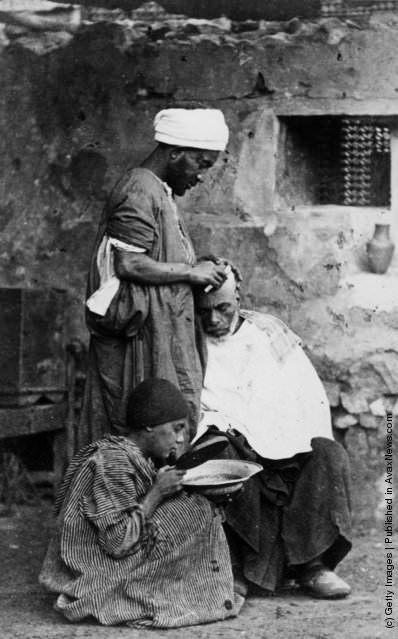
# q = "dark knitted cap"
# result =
<box><xmin>126</xmin><ymin>378</ymin><xmax>189</xmax><ymax>430</ymax></box>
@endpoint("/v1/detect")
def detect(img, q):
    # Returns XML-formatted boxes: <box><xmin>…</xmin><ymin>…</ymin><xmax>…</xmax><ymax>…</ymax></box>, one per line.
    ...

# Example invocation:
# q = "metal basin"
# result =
<box><xmin>182</xmin><ymin>459</ymin><xmax>262</xmax><ymax>499</ymax></box>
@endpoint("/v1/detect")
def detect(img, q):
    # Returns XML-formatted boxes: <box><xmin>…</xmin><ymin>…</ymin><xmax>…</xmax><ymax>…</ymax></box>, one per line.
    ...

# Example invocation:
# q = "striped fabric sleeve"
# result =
<box><xmin>82</xmin><ymin>495</ymin><xmax>149</xmax><ymax>559</ymax></box>
<box><xmin>96</xmin><ymin>507</ymin><xmax>147</xmax><ymax>558</ymax></box>
<box><xmin>81</xmin><ymin>449</ymin><xmax>156</xmax><ymax>558</ymax></box>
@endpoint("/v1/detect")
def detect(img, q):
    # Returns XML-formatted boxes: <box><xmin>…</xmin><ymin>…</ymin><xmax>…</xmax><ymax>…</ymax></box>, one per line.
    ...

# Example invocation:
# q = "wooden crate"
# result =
<box><xmin>0</xmin><ymin>403</ymin><xmax>69</xmax><ymax>489</ymax></box>
<box><xmin>0</xmin><ymin>288</ymin><xmax>66</xmax><ymax>407</ymax></box>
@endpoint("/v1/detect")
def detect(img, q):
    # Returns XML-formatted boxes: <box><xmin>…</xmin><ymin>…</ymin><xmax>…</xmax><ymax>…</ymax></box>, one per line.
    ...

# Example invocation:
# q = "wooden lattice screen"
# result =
<box><xmin>318</xmin><ymin>117</ymin><xmax>390</xmax><ymax>206</ymax></box>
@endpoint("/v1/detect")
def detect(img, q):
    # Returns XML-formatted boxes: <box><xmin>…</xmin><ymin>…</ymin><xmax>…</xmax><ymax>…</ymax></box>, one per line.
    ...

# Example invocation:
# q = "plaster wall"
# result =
<box><xmin>0</xmin><ymin>14</ymin><xmax>397</xmax><ymax>524</ymax></box>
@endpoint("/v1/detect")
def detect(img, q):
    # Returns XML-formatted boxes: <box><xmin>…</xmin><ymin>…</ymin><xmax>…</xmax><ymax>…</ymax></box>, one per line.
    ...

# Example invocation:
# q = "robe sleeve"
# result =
<box><xmin>105</xmin><ymin>173</ymin><xmax>157</xmax><ymax>251</ymax></box>
<box><xmin>81</xmin><ymin>450</ymin><xmax>156</xmax><ymax>559</ymax></box>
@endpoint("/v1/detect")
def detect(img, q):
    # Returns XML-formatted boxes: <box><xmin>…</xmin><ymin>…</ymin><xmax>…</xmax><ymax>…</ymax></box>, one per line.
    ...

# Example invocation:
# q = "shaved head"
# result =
<box><xmin>196</xmin><ymin>269</ymin><xmax>240</xmax><ymax>339</ymax></box>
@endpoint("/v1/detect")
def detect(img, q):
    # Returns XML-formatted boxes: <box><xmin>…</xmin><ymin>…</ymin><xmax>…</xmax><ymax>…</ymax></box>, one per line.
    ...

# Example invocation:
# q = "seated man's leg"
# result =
<box><xmin>282</xmin><ymin>437</ymin><xmax>352</xmax><ymax>598</ymax></box>
<box><xmin>193</xmin><ymin>431</ymin><xmax>352</xmax><ymax>598</ymax></box>
<box><xmin>194</xmin><ymin>430</ymin><xmax>288</xmax><ymax>594</ymax></box>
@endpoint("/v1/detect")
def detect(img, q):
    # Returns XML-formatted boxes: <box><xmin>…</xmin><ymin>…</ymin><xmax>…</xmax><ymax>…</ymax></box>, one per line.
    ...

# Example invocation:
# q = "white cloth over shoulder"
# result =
<box><xmin>154</xmin><ymin>108</ymin><xmax>229</xmax><ymax>151</ymax></box>
<box><xmin>198</xmin><ymin>316</ymin><xmax>333</xmax><ymax>460</ymax></box>
<box><xmin>86</xmin><ymin>176</ymin><xmax>188</xmax><ymax>317</ymax></box>
<box><xmin>86</xmin><ymin>235</ymin><xmax>145</xmax><ymax>316</ymax></box>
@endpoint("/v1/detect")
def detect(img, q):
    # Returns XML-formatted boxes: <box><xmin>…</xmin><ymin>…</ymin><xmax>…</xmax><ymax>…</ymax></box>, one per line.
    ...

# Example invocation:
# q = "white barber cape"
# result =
<box><xmin>198</xmin><ymin>316</ymin><xmax>333</xmax><ymax>460</ymax></box>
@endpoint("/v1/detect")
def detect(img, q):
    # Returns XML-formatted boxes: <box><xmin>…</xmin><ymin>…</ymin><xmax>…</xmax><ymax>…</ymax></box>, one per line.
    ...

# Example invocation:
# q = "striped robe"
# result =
<box><xmin>39</xmin><ymin>436</ymin><xmax>238</xmax><ymax>627</ymax></box>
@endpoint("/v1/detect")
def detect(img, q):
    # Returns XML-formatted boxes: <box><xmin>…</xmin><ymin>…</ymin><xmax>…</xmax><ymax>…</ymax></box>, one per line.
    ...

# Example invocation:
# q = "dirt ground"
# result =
<box><xmin>0</xmin><ymin>502</ymin><xmax>389</xmax><ymax>639</ymax></box>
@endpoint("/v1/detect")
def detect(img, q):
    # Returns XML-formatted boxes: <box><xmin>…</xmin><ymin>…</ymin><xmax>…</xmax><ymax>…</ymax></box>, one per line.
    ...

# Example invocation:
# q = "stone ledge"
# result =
<box><xmin>340</xmin><ymin>273</ymin><xmax>398</xmax><ymax>310</ymax></box>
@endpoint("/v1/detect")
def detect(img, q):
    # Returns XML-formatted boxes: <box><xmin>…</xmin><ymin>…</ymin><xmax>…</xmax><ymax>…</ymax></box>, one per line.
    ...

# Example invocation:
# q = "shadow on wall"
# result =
<box><xmin>49</xmin><ymin>149</ymin><xmax>108</xmax><ymax>200</ymax></box>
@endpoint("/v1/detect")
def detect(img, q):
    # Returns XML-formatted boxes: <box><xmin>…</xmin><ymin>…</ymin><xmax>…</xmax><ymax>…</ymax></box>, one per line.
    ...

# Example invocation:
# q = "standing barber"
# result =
<box><xmin>79</xmin><ymin>106</ymin><xmax>229</xmax><ymax>448</ymax></box>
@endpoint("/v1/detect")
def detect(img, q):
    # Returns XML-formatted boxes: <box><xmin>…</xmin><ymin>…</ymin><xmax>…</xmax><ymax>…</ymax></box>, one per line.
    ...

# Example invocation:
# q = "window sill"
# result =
<box><xmin>276</xmin><ymin>205</ymin><xmax>392</xmax><ymax>222</ymax></box>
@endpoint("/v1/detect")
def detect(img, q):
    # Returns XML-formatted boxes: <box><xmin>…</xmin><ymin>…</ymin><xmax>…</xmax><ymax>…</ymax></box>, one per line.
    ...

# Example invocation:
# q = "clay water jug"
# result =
<box><xmin>366</xmin><ymin>224</ymin><xmax>395</xmax><ymax>274</ymax></box>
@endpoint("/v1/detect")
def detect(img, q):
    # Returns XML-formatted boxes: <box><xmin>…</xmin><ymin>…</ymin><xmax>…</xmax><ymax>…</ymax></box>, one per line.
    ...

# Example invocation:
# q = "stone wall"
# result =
<box><xmin>0</xmin><ymin>7</ymin><xmax>397</xmax><ymax>526</ymax></box>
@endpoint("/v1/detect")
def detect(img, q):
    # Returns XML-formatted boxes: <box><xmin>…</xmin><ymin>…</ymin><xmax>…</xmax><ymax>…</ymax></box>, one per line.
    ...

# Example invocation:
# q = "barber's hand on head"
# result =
<box><xmin>153</xmin><ymin>466</ymin><xmax>186</xmax><ymax>500</ymax></box>
<box><xmin>189</xmin><ymin>260</ymin><xmax>227</xmax><ymax>289</ymax></box>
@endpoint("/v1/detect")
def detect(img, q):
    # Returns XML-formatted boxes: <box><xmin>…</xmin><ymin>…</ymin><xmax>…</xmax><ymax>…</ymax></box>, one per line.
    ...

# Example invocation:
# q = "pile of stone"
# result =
<box><xmin>0</xmin><ymin>0</ymin><xmax>81</xmax><ymax>32</ymax></box>
<box><xmin>83</xmin><ymin>1</ymin><xmax>356</xmax><ymax>47</ymax></box>
<box><xmin>329</xmin><ymin>386</ymin><xmax>398</xmax><ymax>432</ymax></box>
<box><xmin>0</xmin><ymin>0</ymin><xmax>359</xmax><ymax>49</ymax></box>
<box><xmin>314</xmin><ymin>340</ymin><xmax>398</xmax><ymax>435</ymax></box>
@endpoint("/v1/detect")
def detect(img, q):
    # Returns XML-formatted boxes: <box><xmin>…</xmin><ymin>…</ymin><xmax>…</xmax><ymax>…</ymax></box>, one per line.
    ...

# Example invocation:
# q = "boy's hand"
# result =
<box><xmin>153</xmin><ymin>466</ymin><xmax>186</xmax><ymax>499</ymax></box>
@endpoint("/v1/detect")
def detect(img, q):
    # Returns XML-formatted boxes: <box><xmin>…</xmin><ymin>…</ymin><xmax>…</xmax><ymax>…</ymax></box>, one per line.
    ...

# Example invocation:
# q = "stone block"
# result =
<box><xmin>0</xmin><ymin>1</ymin><xmax>81</xmax><ymax>33</ymax></box>
<box><xmin>369</xmin><ymin>398</ymin><xmax>386</xmax><ymax>417</ymax></box>
<box><xmin>333</xmin><ymin>411</ymin><xmax>357</xmax><ymax>429</ymax></box>
<box><xmin>349</xmin><ymin>351</ymin><xmax>398</xmax><ymax>396</ymax></box>
<box><xmin>359</xmin><ymin>413</ymin><xmax>383</xmax><ymax>430</ymax></box>
<box><xmin>340</xmin><ymin>391</ymin><xmax>369</xmax><ymax>414</ymax></box>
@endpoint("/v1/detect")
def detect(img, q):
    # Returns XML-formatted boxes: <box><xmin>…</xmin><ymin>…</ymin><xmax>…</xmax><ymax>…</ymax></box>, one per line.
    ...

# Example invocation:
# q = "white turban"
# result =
<box><xmin>154</xmin><ymin>108</ymin><xmax>229</xmax><ymax>151</ymax></box>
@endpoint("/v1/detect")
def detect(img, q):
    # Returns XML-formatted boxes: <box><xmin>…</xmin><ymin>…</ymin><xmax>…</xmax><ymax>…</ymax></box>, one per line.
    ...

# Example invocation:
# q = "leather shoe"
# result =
<box><xmin>233</xmin><ymin>576</ymin><xmax>248</xmax><ymax>598</ymax></box>
<box><xmin>299</xmin><ymin>568</ymin><xmax>351</xmax><ymax>599</ymax></box>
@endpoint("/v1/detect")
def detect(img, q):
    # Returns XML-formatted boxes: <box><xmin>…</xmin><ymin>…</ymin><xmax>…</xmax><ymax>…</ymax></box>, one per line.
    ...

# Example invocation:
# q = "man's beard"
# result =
<box><xmin>206</xmin><ymin>309</ymin><xmax>240</xmax><ymax>344</ymax></box>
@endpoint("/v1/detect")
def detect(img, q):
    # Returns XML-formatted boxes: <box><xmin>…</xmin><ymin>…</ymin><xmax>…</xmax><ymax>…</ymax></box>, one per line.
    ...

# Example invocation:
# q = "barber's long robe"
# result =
<box><xmin>79</xmin><ymin>168</ymin><xmax>205</xmax><ymax>449</ymax></box>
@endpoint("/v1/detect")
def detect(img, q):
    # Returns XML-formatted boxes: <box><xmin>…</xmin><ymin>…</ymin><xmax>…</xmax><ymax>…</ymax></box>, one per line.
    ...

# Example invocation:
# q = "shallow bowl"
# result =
<box><xmin>182</xmin><ymin>459</ymin><xmax>262</xmax><ymax>499</ymax></box>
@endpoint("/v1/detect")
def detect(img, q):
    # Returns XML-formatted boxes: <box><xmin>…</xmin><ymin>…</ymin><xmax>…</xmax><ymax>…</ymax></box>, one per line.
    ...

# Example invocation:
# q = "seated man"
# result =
<box><xmin>195</xmin><ymin>262</ymin><xmax>352</xmax><ymax>599</ymax></box>
<box><xmin>39</xmin><ymin>378</ymin><xmax>242</xmax><ymax>628</ymax></box>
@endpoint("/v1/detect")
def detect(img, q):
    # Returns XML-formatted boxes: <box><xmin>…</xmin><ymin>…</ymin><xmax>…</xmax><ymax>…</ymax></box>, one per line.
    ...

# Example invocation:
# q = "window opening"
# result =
<box><xmin>278</xmin><ymin>116</ymin><xmax>391</xmax><ymax>207</ymax></box>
